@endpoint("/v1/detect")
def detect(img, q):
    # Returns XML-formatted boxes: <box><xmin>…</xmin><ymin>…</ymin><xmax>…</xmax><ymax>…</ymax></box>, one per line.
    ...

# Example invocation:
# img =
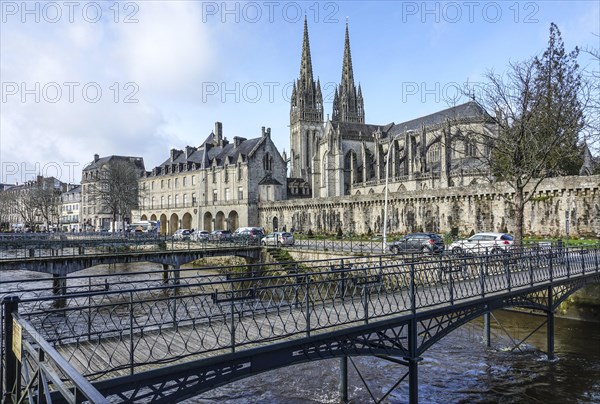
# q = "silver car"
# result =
<box><xmin>261</xmin><ymin>232</ymin><xmax>295</xmax><ymax>246</ymax></box>
<box><xmin>449</xmin><ymin>232</ymin><xmax>514</xmax><ymax>255</ymax></box>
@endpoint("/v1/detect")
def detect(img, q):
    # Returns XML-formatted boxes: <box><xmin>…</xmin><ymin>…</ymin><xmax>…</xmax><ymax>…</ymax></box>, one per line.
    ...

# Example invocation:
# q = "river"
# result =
<box><xmin>2</xmin><ymin>262</ymin><xmax>599</xmax><ymax>403</ymax></box>
<box><xmin>183</xmin><ymin>309</ymin><xmax>600</xmax><ymax>403</ymax></box>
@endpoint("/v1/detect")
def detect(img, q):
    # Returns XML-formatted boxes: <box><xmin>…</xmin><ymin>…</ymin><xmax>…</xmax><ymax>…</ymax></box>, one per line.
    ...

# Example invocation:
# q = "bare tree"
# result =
<box><xmin>13</xmin><ymin>188</ymin><xmax>39</xmax><ymax>229</ymax></box>
<box><xmin>90</xmin><ymin>160</ymin><xmax>141</xmax><ymax>231</ymax></box>
<box><xmin>0</xmin><ymin>191</ymin><xmax>16</xmax><ymax>230</ymax></box>
<box><xmin>462</xmin><ymin>23</ymin><xmax>584</xmax><ymax>243</ymax></box>
<box><xmin>31</xmin><ymin>184</ymin><xmax>62</xmax><ymax>229</ymax></box>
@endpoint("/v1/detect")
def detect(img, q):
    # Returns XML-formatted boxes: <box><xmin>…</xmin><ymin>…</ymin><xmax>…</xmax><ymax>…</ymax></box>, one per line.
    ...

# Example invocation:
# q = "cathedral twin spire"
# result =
<box><xmin>290</xmin><ymin>17</ymin><xmax>323</xmax><ymax>124</ymax></box>
<box><xmin>332</xmin><ymin>21</ymin><xmax>365</xmax><ymax>124</ymax></box>
<box><xmin>291</xmin><ymin>17</ymin><xmax>364</xmax><ymax>125</ymax></box>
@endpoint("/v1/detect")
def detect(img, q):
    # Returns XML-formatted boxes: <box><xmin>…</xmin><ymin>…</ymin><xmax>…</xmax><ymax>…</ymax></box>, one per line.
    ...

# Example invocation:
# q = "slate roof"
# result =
<box><xmin>153</xmin><ymin>132</ymin><xmax>266</xmax><ymax>175</ymax></box>
<box><xmin>387</xmin><ymin>101</ymin><xmax>491</xmax><ymax>137</ymax></box>
<box><xmin>83</xmin><ymin>155</ymin><xmax>145</xmax><ymax>172</ymax></box>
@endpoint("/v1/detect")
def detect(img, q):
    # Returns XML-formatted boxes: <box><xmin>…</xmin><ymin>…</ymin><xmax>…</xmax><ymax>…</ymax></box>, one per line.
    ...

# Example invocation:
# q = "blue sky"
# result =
<box><xmin>1</xmin><ymin>0</ymin><xmax>598</xmax><ymax>184</ymax></box>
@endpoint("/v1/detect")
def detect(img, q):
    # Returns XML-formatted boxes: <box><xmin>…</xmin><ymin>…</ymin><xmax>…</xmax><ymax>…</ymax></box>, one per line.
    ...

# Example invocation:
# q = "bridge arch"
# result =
<box><xmin>203</xmin><ymin>212</ymin><xmax>213</xmax><ymax>231</ymax></box>
<box><xmin>182</xmin><ymin>212</ymin><xmax>193</xmax><ymax>230</ymax></box>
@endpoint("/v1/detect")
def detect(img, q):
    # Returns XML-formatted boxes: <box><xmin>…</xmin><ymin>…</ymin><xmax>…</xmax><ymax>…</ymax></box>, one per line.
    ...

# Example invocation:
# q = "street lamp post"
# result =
<box><xmin>382</xmin><ymin>133</ymin><xmax>404</xmax><ymax>252</ymax></box>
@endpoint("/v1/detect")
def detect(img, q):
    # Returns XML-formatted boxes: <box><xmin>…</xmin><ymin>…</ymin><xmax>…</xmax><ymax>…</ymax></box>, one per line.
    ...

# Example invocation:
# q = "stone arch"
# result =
<box><xmin>396</xmin><ymin>184</ymin><xmax>406</xmax><ymax>192</ymax></box>
<box><xmin>228</xmin><ymin>211</ymin><xmax>239</xmax><ymax>231</ymax></box>
<box><xmin>159</xmin><ymin>214</ymin><xmax>167</xmax><ymax>234</ymax></box>
<box><xmin>272</xmin><ymin>216</ymin><xmax>279</xmax><ymax>232</ymax></box>
<box><xmin>169</xmin><ymin>213</ymin><xmax>179</xmax><ymax>234</ymax></box>
<box><xmin>140</xmin><ymin>214</ymin><xmax>148</xmax><ymax>221</ymax></box>
<box><xmin>368</xmin><ymin>188</ymin><xmax>375</xmax><ymax>194</ymax></box>
<box><xmin>215</xmin><ymin>211</ymin><xmax>226</xmax><ymax>230</ymax></box>
<box><xmin>203</xmin><ymin>212</ymin><xmax>213</xmax><ymax>231</ymax></box>
<box><xmin>182</xmin><ymin>212</ymin><xmax>193</xmax><ymax>230</ymax></box>
<box><xmin>150</xmin><ymin>214</ymin><xmax>157</xmax><ymax>221</ymax></box>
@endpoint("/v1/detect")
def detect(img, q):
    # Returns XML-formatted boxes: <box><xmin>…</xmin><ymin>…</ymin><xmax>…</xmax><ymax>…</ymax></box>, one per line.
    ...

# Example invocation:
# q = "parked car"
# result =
<box><xmin>173</xmin><ymin>229</ymin><xmax>191</xmax><ymax>241</ymax></box>
<box><xmin>261</xmin><ymin>232</ymin><xmax>295</xmax><ymax>247</ymax></box>
<box><xmin>191</xmin><ymin>230</ymin><xmax>210</xmax><ymax>242</ymax></box>
<box><xmin>388</xmin><ymin>233</ymin><xmax>445</xmax><ymax>254</ymax></box>
<box><xmin>233</xmin><ymin>227</ymin><xmax>265</xmax><ymax>245</ymax></box>
<box><xmin>449</xmin><ymin>232</ymin><xmax>514</xmax><ymax>255</ymax></box>
<box><xmin>209</xmin><ymin>230</ymin><xmax>233</xmax><ymax>243</ymax></box>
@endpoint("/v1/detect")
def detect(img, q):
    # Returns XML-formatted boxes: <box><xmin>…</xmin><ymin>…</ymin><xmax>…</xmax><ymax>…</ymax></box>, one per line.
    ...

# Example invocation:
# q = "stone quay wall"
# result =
<box><xmin>258</xmin><ymin>175</ymin><xmax>600</xmax><ymax>238</ymax></box>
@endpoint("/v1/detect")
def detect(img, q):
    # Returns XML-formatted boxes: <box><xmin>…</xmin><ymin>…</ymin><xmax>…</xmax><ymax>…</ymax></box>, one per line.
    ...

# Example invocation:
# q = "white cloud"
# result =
<box><xmin>1</xmin><ymin>2</ymin><xmax>214</xmax><ymax>183</ymax></box>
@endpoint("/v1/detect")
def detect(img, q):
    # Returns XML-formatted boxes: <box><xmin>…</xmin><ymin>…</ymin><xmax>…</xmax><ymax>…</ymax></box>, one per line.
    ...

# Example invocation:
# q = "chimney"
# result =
<box><xmin>170</xmin><ymin>149</ymin><xmax>177</xmax><ymax>162</ymax></box>
<box><xmin>233</xmin><ymin>136</ymin><xmax>246</xmax><ymax>148</ymax></box>
<box><xmin>214</xmin><ymin>122</ymin><xmax>223</xmax><ymax>146</ymax></box>
<box><xmin>261</xmin><ymin>127</ymin><xmax>266</xmax><ymax>137</ymax></box>
<box><xmin>185</xmin><ymin>146</ymin><xmax>195</xmax><ymax>159</ymax></box>
<box><xmin>94</xmin><ymin>154</ymin><xmax>99</xmax><ymax>162</ymax></box>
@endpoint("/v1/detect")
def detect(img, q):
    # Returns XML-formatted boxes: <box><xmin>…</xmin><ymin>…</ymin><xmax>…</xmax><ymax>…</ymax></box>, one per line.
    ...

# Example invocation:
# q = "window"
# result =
<box><xmin>151</xmin><ymin>197</ymin><xmax>155</xmax><ymax>209</ymax></box>
<box><xmin>151</xmin><ymin>181</ymin><xmax>155</xmax><ymax>190</ymax></box>
<box><xmin>225</xmin><ymin>188</ymin><xmax>230</xmax><ymax>201</ymax></box>
<box><xmin>168</xmin><ymin>179</ymin><xmax>171</xmax><ymax>189</ymax></box>
<box><xmin>175</xmin><ymin>178</ymin><xmax>179</xmax><ymax>188</ymax></box>
<box><xmin>224</xmin><ymin>166</ymin><xmax>229</xmax><ymax>183</ymax></box>
<box><xmin>183</xmin><ymin>177</ymin><xmax>187</xmax><ymax>187</ymax></box>
<box><xmin>183</xmin><ymin>194</ymin><xmax>187</xmax><ymax>206</ymax></box>
<box><xmin>213</xmin><ymin>189</ymin><xmax>217</xmax><ymax>202</ymax></box>
<box><xmin>238</xmin><ymin>186</ymin><xmax>243</xmax><ymax>200</ymax></box>
<box><xmin>263</xmin><ymin>153</ymin><xmax>273</xmax><ymax>171</ymax></box>
<box><xmin>174</xmin><ymin>195</ymin><xmax>179</xmax><ymax>208</ymax></box>
<box><xmin>212</xmin><ymin>168</ymin><xmax>216</xmax><ymax>183</ymax></box>
<box><xmin>191</xmin><ymin>175</ymin><xmax>196</xmax><ymax>185</ymax></box>
<box><xmin>192</xmin><ymin>193</ymin><xmax>197</xmax><ymax>206</ymax></box>
<box><xmin>161</xmin><ymin>180</ymin><xmax>164</xmax><ymax>189</ymax></box>
<box><xmin>167</xmin><ymin>195</ymin><xmax>171</xmax><ymax>208</ymax></box>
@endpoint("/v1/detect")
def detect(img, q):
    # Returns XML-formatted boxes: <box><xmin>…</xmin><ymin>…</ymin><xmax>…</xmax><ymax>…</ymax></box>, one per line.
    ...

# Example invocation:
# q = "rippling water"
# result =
<box><xmin>184</xmin><ymin>306</ymin><xmax>600</xmax><ymax>403</ymax></box>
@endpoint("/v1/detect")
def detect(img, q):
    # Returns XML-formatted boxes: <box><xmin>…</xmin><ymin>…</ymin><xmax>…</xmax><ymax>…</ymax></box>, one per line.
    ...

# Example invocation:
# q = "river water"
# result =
<box><xmin>185</xmin><ymin>310</ymin><xmax>600</xmax><ymax>404</ymax></box>
<box><xmin>2</xmin><ymin>262</ymin><xmax>599</xmax><ymax>403</ymax></box>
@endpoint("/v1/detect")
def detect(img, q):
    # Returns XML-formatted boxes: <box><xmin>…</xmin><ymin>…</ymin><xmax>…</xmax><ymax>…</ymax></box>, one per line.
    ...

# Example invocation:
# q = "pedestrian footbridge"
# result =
<box><xmin>2</xmin><ymin>246</ymin><xmax>599</xmax><ymax>403</ymax></box>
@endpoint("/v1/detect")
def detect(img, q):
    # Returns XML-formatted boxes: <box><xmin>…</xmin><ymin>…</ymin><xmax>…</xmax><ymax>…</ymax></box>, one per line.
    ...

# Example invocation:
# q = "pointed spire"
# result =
<box><xmin>340</xmin><ymin>19</ymin><xmax>355</xmax><ymax>95</ymax></box>
<box><xmin>332</xmin><ymin>19</ymin><xmax>364</xmax><ymax>124</ymax></box>
<box><xmin>299</xmin><ymin>15</ymin><xmax>314</xmax><ymax>89</ymax></box>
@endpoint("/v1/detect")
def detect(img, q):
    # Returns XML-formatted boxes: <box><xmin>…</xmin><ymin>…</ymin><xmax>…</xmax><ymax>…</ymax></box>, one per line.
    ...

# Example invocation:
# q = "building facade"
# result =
<box><xmin>134</xmin><ymin>123</ymin><xmax>287</xmax><ymax>234</ymax></box>
<box><xmin>81</xmin><ymin>154</ymin><xmax>146</xmax><ymax>231</ymax></box>
<box><xmin>1</xmin><ymin>176</ymin><xmax>66</xmax><ymax>231</ymax></box>
<box><xmin>60</xmin><ymin>185</ymin><xmax>81</xmax><ymax>232</ymax></box>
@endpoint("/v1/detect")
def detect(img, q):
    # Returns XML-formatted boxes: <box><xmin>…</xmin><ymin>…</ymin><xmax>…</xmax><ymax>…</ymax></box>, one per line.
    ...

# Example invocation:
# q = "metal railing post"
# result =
<box><xmin>504</xmin><ymin>254</ymin><xmax>511</xmax><ymax>292</ymax></box>
<box><xmin>2</xmin><ymin>295</ymin><xmax>20</xmax><ymax>403</ymax></box>
<box><xmin>410</xmin><ymin>260</ymin><xmax>416</xmax><ymax>314</ymax></box>
<box><xmin>129</xmin><ymin>291</ymin><xmax>134</xmax><ymax>375</ymax></box>
<box><xmin>305</xmin><ymin>278</ymin><xmax>311</xmax><ymax>337</ymax></box>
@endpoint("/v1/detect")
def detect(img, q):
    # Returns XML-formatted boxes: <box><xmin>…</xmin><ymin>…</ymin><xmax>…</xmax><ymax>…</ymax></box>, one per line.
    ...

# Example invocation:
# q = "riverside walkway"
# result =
<box><xmin>2</xmin><ymin>245</ymin><xmax>599</xmax><ymax>403</ymax></box>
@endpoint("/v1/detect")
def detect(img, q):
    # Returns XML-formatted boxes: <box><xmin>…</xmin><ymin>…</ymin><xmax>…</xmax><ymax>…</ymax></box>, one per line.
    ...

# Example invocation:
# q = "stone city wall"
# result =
<box><xmin>258</xmin><ymin>175</ymin><xmax>600</xmax><ymax>238</ymax></box>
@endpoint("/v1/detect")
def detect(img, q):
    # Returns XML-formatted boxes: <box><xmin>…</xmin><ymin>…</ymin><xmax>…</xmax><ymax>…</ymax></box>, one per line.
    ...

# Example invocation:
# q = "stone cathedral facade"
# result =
<box><xmin>259</xmin><ymin>19</ymin><xmax>600</xmax><ymax>237</ymax></box>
